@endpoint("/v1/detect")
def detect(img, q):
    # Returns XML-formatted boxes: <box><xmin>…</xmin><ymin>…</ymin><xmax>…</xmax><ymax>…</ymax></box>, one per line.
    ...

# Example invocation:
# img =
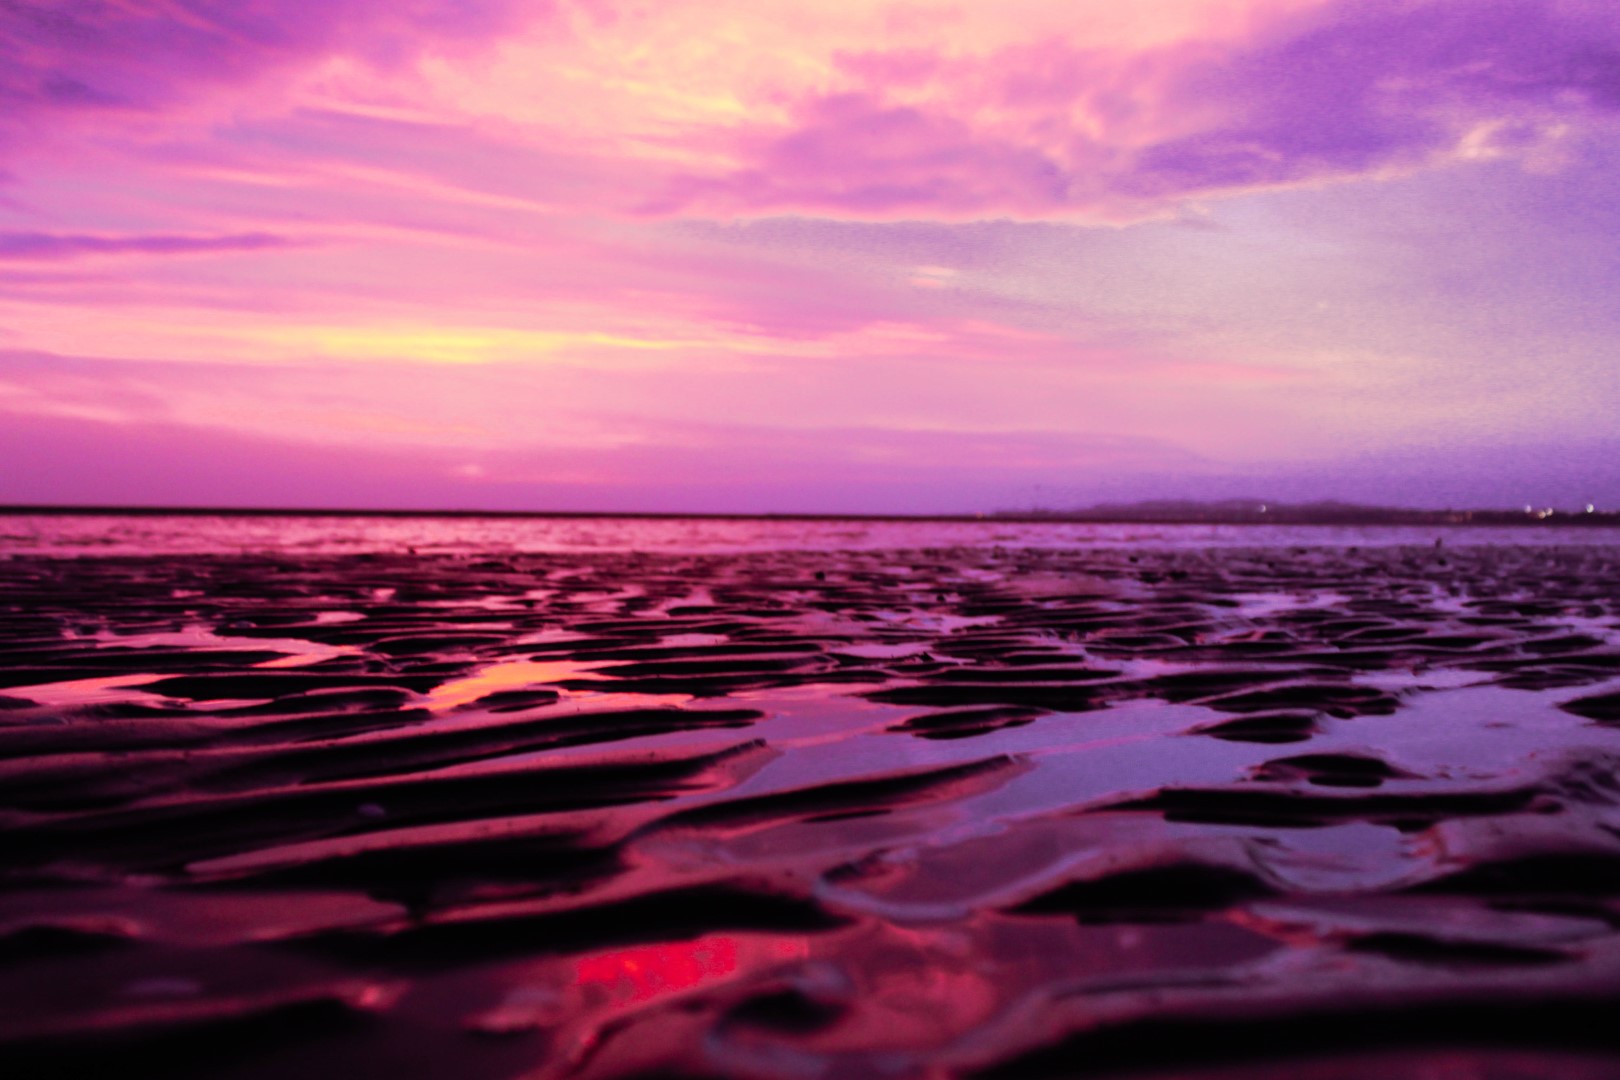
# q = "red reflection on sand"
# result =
<box><xmin>575</xmin><ymin>935</ymin><xmax>806</xmax><ymax>1006</ymax></box>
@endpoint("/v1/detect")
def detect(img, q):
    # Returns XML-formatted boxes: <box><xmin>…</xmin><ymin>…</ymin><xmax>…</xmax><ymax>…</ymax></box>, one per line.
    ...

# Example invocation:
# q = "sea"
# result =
<box><xmin>3</xmin><ymin>511</ymin><xmax>1618</xmax><ymax>557</ymax></box>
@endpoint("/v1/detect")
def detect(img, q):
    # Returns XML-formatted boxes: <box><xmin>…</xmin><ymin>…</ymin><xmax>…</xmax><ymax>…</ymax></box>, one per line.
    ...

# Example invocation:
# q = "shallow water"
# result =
<box><xmin>3</xmin><ymin>511</ymin><xmax>1619</xmax><ymax>557</ymax></box>
<box><xmin>5</xmin><ymin>529</ymin><xmax>1620</xmax><ymax>1077</ymax></box>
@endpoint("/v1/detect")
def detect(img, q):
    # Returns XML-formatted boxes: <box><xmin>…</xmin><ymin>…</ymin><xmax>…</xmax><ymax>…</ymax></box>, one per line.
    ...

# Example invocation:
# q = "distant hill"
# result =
<box><xmin>994</xmin><ymin>499</ymin><xmax>1619</xmax><ymax>526</ymax></box>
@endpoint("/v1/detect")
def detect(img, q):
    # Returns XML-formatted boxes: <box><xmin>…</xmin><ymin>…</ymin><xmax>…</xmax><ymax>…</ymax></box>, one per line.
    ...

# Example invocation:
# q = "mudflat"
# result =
<box><xmin>5</xmin><ymin>541</ymin><xmax>1620</xmax><ymax>1078</ymax></box>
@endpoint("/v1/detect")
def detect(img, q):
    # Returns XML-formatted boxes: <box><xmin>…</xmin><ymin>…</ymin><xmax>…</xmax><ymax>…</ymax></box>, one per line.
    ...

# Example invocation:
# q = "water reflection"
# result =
<box><xmin>5</xmin><ymin>673</ymin><xmax>163</xmax><ymax>707</ymax></box>
<box><xmin>9</xmin><ymin>512</ymin><xmax>1620</xmax><ymax>558</ymax></box>
<box><xmin>471</xmin><ymin>934</ymin><xmax>810</xmax><ymax>1037</ymax></box>
<box><xmin>577</xmin><ymin>936</ymin><xmax>750</xmax><ymax>1006</ymax></box>
<box><xmin>425</xmin><ymin>660</ymin><xmax>606</xmax><ymax>712</ymax></box>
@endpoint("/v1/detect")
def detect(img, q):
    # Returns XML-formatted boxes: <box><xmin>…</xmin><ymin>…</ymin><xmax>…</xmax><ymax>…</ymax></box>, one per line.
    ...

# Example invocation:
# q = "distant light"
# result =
<box><xmin>1524</xmin><ymin>505</ymin><xmax>1533</xmax><ymax>513</ymax></box>
<box><xmin>1258</xmin><ymin>504</ymin><xmax>1267</xmax><ymax>513</ymax></box>
<box><xmin>1588</xmin><ymin>504</ymin><xmax>1597</xmax><ymax>514</ymax></box>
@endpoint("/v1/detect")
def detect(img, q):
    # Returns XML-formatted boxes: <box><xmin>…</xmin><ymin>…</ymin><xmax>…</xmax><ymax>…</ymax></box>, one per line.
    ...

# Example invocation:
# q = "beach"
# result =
<box><xmin>5</xmin><ymin>520</ymin><xmax>1620</xmax><ymax>1077</ymax></box>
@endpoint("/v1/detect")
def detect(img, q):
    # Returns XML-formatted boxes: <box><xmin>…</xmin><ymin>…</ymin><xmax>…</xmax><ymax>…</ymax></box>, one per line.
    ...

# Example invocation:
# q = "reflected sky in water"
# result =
<box><xmin>4</xmin><ymin>514</ymin><xmax>1619</xmax><ymax>558</ymax></box>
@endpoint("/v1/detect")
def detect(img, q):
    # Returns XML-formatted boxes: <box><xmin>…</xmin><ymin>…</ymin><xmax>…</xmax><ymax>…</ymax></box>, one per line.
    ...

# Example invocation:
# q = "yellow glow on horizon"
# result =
<box><xmin>271</xmin><ymin>324</ymin><xmax>752</xmax><ymax>364</ymax></box>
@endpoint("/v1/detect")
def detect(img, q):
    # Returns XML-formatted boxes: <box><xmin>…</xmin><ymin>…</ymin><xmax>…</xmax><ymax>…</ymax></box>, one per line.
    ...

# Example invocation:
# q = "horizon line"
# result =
<box><xmin>3</xmin><ymin>502</ymin><xmax>1619</xmax><ymax>526</ymax></box>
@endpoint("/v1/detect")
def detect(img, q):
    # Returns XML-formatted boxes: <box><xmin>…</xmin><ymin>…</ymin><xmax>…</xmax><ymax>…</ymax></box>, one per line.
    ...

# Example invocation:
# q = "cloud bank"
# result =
<box><xmin>3</xmin><ymin>0</ymin><xmax>1619</xmax><ymax>511</ymax></box>
<box><xmin>659</xmin><ymin>0</ymin><xmax>1620</xmax><ymax>219</ymax></box>
<box><xmin>8</xmin><ymin>0</ymin><xmax>1618</xmax><ymax>220</ymax></box>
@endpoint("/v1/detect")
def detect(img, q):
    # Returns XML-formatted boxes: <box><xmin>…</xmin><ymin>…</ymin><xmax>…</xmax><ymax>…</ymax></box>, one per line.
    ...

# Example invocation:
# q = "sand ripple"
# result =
<box><xmin>4</xmin><ymin>544</ymin><xmax>1620</xmax><ymax>1077</ymax></box>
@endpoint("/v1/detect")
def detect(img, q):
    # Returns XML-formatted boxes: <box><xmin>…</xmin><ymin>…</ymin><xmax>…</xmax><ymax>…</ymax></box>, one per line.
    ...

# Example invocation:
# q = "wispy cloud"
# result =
<box><xmin>14</xmin><ymin>1</ymin><xmax>1611</xmax><ymax>221</ymax></box>
<box><xmin>656</xmin><ymin>0</ymin><xmax>1620</xmax><ymax>219</ymax></box>
<box><xmin>0</xmin><ymin>231</ymin><xmax>293</xmax><ymax>260</ymax></box>
<box><xmin>0</xmin><ymin>0</ymin><xmax>557</xmax><ymax>162</ymax></box>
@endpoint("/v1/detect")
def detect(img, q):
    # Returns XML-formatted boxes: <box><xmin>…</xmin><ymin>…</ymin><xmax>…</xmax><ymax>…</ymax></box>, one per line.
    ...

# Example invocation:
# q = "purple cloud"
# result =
<box><xmin>1125</xmin><ymin>0</ymin><xmax>1620</xmax><ymax>197</ymax></box>
<box><xmin>661</xmin><ymin>0</ymin><xmax>1620</xmax><ymax>219</ymax></box>
<box><xmin>0</xmin><ymin>0</ymin><xmax>542</xmax><ymax>154</ymax></box>
<box><xmin>0</xmin><ymin>231</ymin><xmax>292</xmax><ymax>260</ymax></box>
<box><xmin>651</xmin><ymin>92</ymin><xmax>1086</xmax><ymax>218</ymax></box>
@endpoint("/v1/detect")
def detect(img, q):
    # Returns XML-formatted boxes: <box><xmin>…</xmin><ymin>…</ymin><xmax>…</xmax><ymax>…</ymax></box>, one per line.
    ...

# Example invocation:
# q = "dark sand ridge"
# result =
<box><xmin>4</xmin><ymin>544</ymin><xmax>1620</xmax><ymax>1077</ymax></box>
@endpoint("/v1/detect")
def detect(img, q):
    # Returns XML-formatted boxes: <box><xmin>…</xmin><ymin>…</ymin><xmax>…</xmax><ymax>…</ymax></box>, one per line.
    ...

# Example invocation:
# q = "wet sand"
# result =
<box><xmin>5</xmin><ymin>541</ymin><xmax>1620</xmax><ymax>1077</ymax></box>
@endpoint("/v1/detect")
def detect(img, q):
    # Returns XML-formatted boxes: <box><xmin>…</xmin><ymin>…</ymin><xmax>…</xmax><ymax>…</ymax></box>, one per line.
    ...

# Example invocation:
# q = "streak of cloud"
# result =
<box><xmin>0</xmin><ymin>231</ymin><xmax>292</xmax><ymax>260</ymax></box>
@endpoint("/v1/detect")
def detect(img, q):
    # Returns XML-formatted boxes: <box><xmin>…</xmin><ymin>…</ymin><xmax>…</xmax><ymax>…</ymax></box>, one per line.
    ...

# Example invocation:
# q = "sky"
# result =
<box><xmin>3</xmin><ymin>0</ymin><xmax>1620</xmax><ymax>513</ymax></box>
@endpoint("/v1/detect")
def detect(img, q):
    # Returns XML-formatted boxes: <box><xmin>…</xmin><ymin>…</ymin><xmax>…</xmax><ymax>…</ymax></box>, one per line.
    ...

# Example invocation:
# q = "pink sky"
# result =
<box><xmin>3</xmin><ymin>0</ymin><xmax>1619</xmax><ymax>512</ymax></box>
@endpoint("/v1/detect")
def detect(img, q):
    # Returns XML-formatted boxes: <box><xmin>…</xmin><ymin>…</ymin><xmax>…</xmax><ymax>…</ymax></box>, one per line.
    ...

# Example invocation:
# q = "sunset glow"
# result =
<box><xmin>5</xmin><ymin>0</ymin><xmax>1619</xmax><ymax>511</ymax></box>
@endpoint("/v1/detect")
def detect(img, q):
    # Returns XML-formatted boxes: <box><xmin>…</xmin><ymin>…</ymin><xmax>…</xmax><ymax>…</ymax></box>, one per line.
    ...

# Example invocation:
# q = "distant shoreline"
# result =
<box><xmin>3</xmin><ymin>504</ymin><xmax>1620</xmax><ymax>527</ymax></box>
